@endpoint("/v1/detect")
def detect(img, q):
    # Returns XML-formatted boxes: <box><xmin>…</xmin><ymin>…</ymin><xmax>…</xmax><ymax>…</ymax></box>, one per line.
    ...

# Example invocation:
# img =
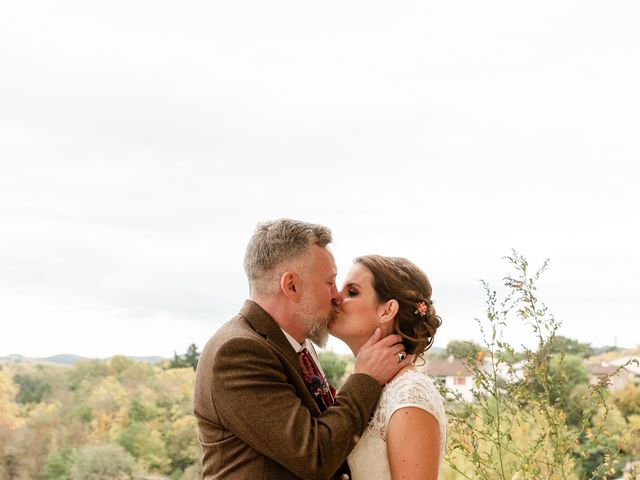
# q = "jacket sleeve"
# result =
<box><xmin>210</xmin><ymin>335</ymin><xmax>381</xmax><ymax>480</ymax></box>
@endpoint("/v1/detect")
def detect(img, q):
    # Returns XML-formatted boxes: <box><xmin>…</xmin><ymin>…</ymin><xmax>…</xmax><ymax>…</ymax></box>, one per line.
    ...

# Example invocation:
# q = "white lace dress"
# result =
<box><xmin>347</xmin><ymin>367</ymin><xmax>447</xmax><ymax>479</ymax></box>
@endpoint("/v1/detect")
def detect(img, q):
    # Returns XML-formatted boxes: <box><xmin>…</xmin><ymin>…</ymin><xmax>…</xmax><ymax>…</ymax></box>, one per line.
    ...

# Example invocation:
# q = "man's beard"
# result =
<box><xmin>303</xmin><ymin>310</ymin><xmax>334</xmax><ymax>348</ymax></box>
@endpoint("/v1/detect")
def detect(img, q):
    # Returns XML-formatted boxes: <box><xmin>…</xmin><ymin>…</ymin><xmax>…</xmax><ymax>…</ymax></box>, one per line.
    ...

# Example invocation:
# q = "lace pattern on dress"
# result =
<box><xmin>367</xmin><ymin>367</ymin><xmax>447</xmax><ymax>460</ymax></box>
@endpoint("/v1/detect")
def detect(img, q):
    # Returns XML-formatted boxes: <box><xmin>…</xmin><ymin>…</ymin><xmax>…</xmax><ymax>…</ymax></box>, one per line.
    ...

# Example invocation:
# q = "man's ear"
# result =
<box><xmin>378</xmin><ymin>299</ymin><xmax>399</xmax><ymax>326</ymax></box>
<box><xmin>280</xmin><ymin>271</ymin><xmax>301</xmax><ymax>301</ymax></box>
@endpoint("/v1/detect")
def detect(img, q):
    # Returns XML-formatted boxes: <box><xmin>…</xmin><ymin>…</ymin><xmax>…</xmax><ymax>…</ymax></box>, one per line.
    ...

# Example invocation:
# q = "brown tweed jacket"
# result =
<box><xmin>194</xmin><ymin>300</ymin><xmax>382</xmax><ymax>480</ymax></box>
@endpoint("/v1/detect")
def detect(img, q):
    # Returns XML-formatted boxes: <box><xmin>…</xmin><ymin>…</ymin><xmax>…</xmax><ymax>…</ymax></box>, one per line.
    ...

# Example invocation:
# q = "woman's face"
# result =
<box><xmin>329</xmin><ymin>263</ymin><xmax>390</xmax><ymax>348</ymax></box>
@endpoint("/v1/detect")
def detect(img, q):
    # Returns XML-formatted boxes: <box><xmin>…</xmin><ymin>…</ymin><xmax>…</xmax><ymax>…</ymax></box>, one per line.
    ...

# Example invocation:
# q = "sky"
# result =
<box><xmin>1</xmin><ymin>1</ymin><xmax>639</xmax><ymax>359</ymax></box>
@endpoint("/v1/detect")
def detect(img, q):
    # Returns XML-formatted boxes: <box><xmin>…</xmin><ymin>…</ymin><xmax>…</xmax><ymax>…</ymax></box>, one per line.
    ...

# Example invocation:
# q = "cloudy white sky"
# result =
<box><xmin>1</xmin><ymin>1</ymin><xmax>639</xmax><ymax>358</ymax></box>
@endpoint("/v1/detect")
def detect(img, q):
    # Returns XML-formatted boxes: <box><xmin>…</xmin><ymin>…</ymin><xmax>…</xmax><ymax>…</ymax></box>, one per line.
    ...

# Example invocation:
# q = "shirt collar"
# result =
<box><xmin>280</xmin><ymin>329</ymin><xmax>327</xmax><ymax>378</ymax></box>
<box><xmin>281</xmin><ymin>328</ymin><xmax>309</xmax><ymax>353</ymax></box>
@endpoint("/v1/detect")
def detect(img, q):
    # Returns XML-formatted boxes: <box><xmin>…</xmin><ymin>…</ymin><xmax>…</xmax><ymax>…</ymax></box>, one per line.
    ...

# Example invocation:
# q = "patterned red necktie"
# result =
<box><xmin>298</xmin><ymin>348</ymin><xmax>336</xmax><ymax>411</ymax></box>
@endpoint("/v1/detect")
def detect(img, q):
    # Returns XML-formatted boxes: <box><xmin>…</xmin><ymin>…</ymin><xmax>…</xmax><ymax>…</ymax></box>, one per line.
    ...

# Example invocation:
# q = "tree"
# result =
<box><xmin>41</xmin><ymin>448</ymin><xmax>76</xmax><ymax>480</ymax></box>
<box><xmin>622</xmin><ymin>414</ymin><xmax>640</xmax><ymax>459</ymax></box>
<box><xmin>445</xmin><ymin>340</ymin><xmax>483</xmax><ymax>360</ymax></box>
<box><xmin>0</xmin><ymin>369</ymin><xmax>20</xmax><ymax>424</ymax></box>
<box><xmin>577</xmin><ymin>406</ymin><xmax>629</xmax><ymax>477</ymax></box>
<box><xmin>13</xmin><ymin>373</ymin><xmax>51</xmax><ymax>404</ymax></box>
<box><xmin>169</xmin><ymin>343</ymin><xmax>200</xmax><ymax>371</ymax></box>
<box><xmin>612</xmin><ymin>383</ymin><xmax>640</xmax><ymax>418</ymax></box>
<box><xmin>109</xmin><ymin>355</ymin><xmax>135</xmax><ymax>375</ymax></box>
<box><xmin>549</xmin><ymin>336</ymin><xmax>595</xmax><ymax>358</ymax></box>
<box><xmin>67</xmin><ymin>360</ymin><xmax>109</xmax><ymax>391</ymax></box>
<box><xmin>183</xmin><ymin>344</ymin><xmax>200</xmax><ymax>370</ymax></box>
<box><xmin>545</xmin><ymin>353</ymin><xmax>590</xmax><ymax>418</ymax></box>
<box><xmin>127</xmin><ymin>399</ymin><xmax>160</xmax><ymax>423</ymax></box>
<box><xmin>71</xmin><ymin>444</ymin><xmax>135</xmax><ymax>480</ymax></box>
<box><xmin>0</xmin><ymin>371</ymin><xmax>22</xmax><ymax>479</ymax></box>
<box><xmin>317</xmin><ymin>351</ymin><xmax>351</xmax><ymax>388</ymax></box>
<box><xmin>118</xmin><ymin>422</ymin><xmax>170</xmax><ymax>472</ymax></box>
<box><xmin>164</xmin><ymin>415</ymin><xmax>200</xmax><ymax>475</ymax></box>
<box><xmin>181</xmin><ymin>463</ymin><xmax>203</xmax><ymax>480</ymax></box>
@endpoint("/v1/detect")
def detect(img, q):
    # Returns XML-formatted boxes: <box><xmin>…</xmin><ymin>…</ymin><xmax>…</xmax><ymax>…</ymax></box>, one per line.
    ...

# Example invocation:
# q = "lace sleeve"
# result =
<box><xmin>384</xmin><ymin>369</ymin><xmax>447</xmax><ymax>456</ymax></box>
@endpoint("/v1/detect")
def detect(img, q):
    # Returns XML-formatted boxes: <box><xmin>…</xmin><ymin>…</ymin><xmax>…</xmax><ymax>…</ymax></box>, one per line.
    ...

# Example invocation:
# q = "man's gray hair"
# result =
<box><xmin>244</xmin><ymin>219</ymin><xmax>332</xmax><ymax>296</ymax></box>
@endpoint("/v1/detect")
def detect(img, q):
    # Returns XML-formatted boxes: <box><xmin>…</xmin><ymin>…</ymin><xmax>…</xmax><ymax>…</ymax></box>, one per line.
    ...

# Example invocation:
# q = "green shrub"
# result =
<box><xmin>443</xmin><ymin>252</ymin><xmax>631</xmax><ymax>480</ymax></box>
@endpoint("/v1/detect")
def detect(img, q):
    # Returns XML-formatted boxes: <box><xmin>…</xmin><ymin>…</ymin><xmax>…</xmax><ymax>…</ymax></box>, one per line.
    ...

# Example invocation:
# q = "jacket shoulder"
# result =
<box><xmin>198</xmin><ymin>313</ymin><xmax>268</xmax><ymax>370</ymax></box>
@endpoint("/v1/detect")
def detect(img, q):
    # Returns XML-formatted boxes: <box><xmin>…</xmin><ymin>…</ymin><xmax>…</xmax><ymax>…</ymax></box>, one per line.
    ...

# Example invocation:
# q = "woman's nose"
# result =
<box><xmin>331</xmin><ymin>287</ymin><xmax>343</xmax><ymax>306</ymax></box>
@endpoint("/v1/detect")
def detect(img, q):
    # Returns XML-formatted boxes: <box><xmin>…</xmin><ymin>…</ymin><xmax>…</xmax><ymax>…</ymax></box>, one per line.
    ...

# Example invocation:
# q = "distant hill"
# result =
<box><xmin>41</xmin><ymin>354</ymin><xmax>90</xmax><ymax>365</ymax></box>
<box><xmin>127</xmin><ymin>355</ymin><xmax>166</xmax><ymax>364</ymax></box>
<box><xmin>0</xmin><ymin>354</ymin><xmax>167</xmax><ymax>366</ymax></box>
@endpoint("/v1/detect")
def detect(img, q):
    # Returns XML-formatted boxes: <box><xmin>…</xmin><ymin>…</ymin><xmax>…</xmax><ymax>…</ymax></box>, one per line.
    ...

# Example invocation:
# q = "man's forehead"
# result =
<box><xmin>311</xmin><ymin>244</ymin><xmax>337</xmax><ymax>273</ymax></box>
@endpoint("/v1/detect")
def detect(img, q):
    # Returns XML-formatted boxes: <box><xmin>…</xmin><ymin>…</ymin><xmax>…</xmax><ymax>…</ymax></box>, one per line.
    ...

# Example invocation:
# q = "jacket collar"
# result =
<box><xmin>239</xmin><ymin>299</ymin><xmax>303</xmax><ymax>373</ymax></box>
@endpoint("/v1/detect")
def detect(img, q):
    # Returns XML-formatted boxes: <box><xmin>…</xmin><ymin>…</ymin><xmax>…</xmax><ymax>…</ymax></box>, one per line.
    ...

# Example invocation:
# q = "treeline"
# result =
<box><xmin>440</xmin><ymin>335</ymin><xmax>624</xmax><ymax>362</ymax></box>
<box><xmin>3</xmin><ymin>278</ymin><xmax>640</xmax><ymax>480</ymax></box>
<box><xmin>1</xmin><ymin>342</ymin><xmax>639</xmax><ymax>479</ymax></box>
<box><xmin>0</xmin><ymin>355</ymin><xmax>200</xmax><ymax>480</ymax></box>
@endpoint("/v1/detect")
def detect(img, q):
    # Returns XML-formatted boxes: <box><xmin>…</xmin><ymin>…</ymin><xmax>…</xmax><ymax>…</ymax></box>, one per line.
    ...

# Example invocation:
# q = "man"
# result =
<box><xmin>194</xmin><ymin>219</ymin><xmax>410</xmax><ymax>479</ymax></box>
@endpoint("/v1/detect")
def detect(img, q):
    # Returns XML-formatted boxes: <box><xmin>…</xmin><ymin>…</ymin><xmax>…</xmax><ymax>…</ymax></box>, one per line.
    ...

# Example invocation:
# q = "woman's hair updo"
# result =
<box><xmin>354</xmin><ymin>255</ymin><xmax>442</xmax><ymax>357</ymax></box>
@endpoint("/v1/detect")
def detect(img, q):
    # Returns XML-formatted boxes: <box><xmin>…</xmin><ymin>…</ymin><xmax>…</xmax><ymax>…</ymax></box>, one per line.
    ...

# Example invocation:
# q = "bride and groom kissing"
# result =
<box><xmin>194</xmin><ymin>219</ymin><xmax>446</xmax><ymax>479</ymax></box>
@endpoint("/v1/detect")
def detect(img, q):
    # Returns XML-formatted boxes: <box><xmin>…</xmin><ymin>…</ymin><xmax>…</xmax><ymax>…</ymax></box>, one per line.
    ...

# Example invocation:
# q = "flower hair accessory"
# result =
<box><xmin>414</xmin><ymin>301</ymin><xmax>428</xmax><ymax>317</ymax></box>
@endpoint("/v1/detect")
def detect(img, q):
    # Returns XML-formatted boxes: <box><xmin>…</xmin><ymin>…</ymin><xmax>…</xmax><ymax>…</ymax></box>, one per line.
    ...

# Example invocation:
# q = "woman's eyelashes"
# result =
<box><xmin>347</xmin><ymin>288</ymin><xmax>358</xmax><ymax>297</ymax></box>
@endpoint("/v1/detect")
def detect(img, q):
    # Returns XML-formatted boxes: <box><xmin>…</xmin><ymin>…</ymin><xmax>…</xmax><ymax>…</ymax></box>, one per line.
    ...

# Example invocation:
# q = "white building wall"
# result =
<box><xmin>444</xmin><ymin>375</ymin><xmax>474</xmax><ymax>402</ymax></box>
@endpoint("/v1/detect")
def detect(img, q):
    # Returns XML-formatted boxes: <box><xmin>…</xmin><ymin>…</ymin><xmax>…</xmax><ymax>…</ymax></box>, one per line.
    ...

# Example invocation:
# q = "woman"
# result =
<box><xmin>329</xmin><ymin>255</ymin><xmax>446</xmax><ymax>480</ymax></box>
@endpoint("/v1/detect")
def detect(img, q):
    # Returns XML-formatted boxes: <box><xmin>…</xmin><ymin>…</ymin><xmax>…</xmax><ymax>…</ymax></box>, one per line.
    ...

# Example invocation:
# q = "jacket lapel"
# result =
<box><xmin>239</xmin><ymin>300</ymin><xmax>321</xmax><ymax>414</ymax></box>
